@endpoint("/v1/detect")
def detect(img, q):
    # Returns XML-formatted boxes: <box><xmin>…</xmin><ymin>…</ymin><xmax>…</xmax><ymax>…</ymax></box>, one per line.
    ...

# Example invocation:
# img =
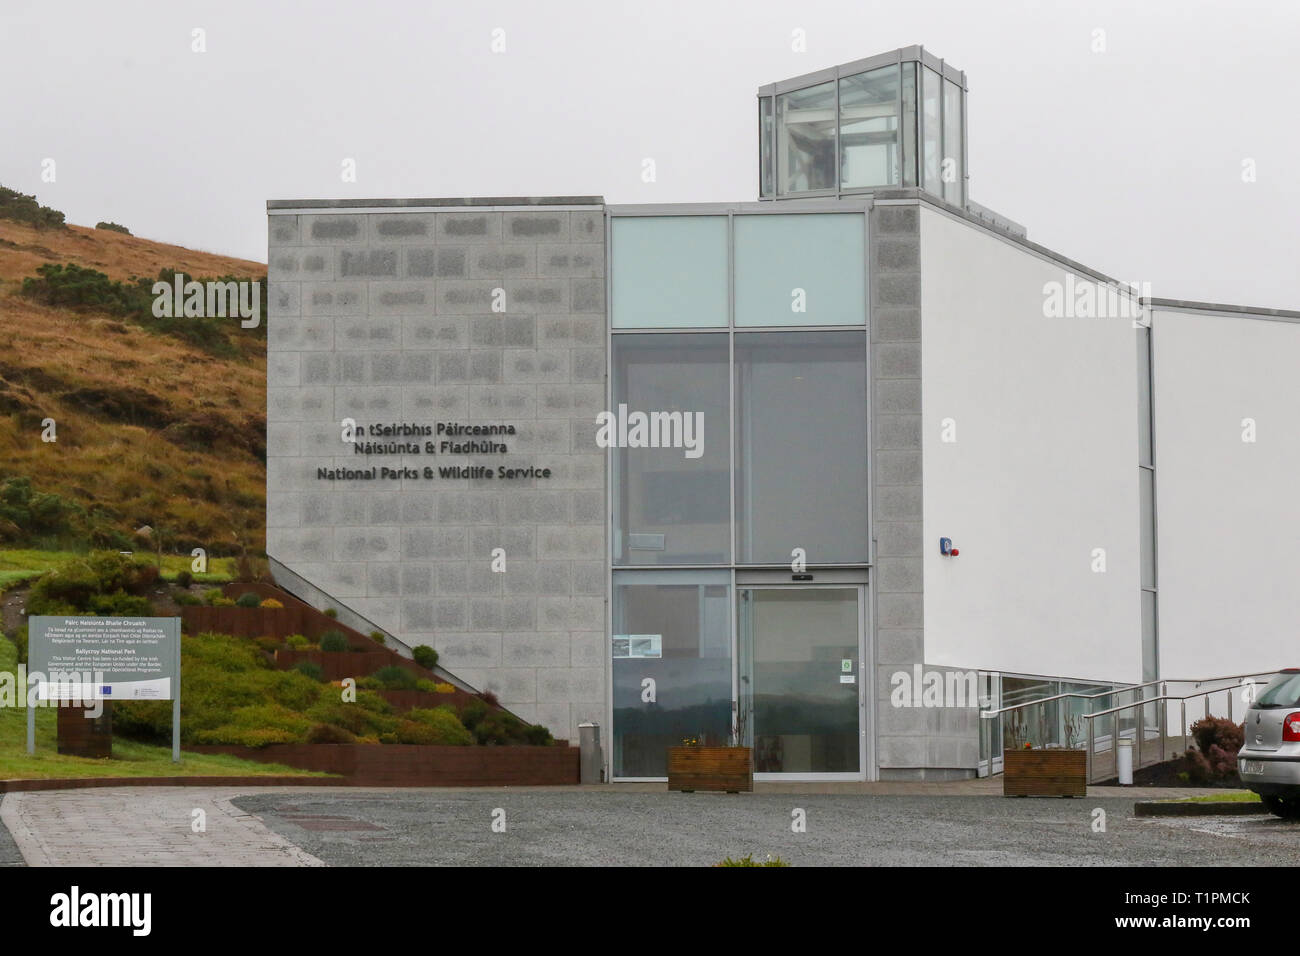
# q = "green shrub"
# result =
<box><xmin>323</xmin><ymin>607</ymin><xmax>338</xmax><ymax>619</ymax></box>
<box><xmin>173</xmin><ymin>592</ymin><xmax>201</xmax><ymax>606</ymax></box>
<box><xmin>319</xmin><ymin>630</ymin><xmax>349</xmax><ymax>652</ymax></box>
<box><xmin>203</xmin><ymin>588</ymin><xmax>225</xmax><ymax>605</ymax></box>
<box><xmin>524</xmin><ymin>724</ymin><xmax>554</xmax><ymax>746</ymax></box>
<box><xmin>412</xmin><ymin>644</ymin><xmax>439</xmax><ymax>670</ymax></box>
<box><xmin>13</xmin><ymin>625</ymin><xmax>27</xmax><ymax>664</ymax></box>
<box><xmin>305</xmin><ymin>723</ymin><xmax>355</xmax><ymax>744</ymax></box>
<box><xmin>174</xmin><ymin>569</ymin><xmax>194</xmax><ymax>588</ymax></box>
<box><xmin>378</xmin><ymin>732</ymin><xmax>399</xmax><ymax>745</ymax></box>
<box><xmin>305</xmin><ymin>698</ymin><xmax>398</xmax><ymax>738</ymax></box>
<box><xmin>370</xmin><ymin>665</ymin><xmax>419</xmax><ymax>690</ymax></box>
<box><xmin>370</xmin><ymin>630</ymin><xmax>386</xmax><ymax>645</ymax></box>
<box><xmin>473</xmin><ymin>710</ymin><xmax>529</xmax><ymax>746</ymax></box>
<box><xmin>286</xmin><ymin>634</ymin><xmax>310</xmax><ymax>649</ymax></box>
<box><xmin>235</xmin><ymin>592</ymin><xmax>261</xmax><ymax>608</ymax></box>
<box><xmin>88</xmin><ymin>589</ymin><xmax>152</xmax><ymax>616</ymax></box>
<box><xmin>0</xmin><ymin>186</ymin><xmax>66</xmax><ymax>229</ymax></box>
<box><xmin>293</xmin><ymin>660</ymin><xmax>324</xmax><ymax>682</ymax></box>
<box><xmin>459</xmin><ymin>698</ymin><xmax>488</xmax><ymax>731</ymax></box>
<box><xmin>404</xmin><ymin>707</ymin><xmax>474</xmax><ymax>745</ymax></box>
<box><xmin>0</xmin><ymin>635</ymin><xmax>18</xmax><ymax>674</ymax></box>
<box><xmin>253</xmin><ymin>636</ymin><xmax>282</xmax><ymax>654</ymax></box>
<box><xmin>210</xmin><ymin>596</ymin><xmax>235</xmax><ymax>607</ymax></box>
<box><xmin>95</xmin><ymin>221</ymin><xmax>131</xmax><ymax>235</ymax></box>
<box><xmin>190</xmin><ymin>703</ymin><xmax>313</xmax><ymax>747</ymax></box>
<box><xmin>415</xmin><ymin>678</ymin><xmax>439</xmax><ymax>693</ymax></box>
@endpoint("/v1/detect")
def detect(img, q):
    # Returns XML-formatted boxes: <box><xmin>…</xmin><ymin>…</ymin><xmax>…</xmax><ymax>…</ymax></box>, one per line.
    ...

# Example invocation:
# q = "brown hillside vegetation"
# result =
<box><xmin>0</xmin><ymin>218</ymin><xmax>268</xmax><ymax>554</ymax></box>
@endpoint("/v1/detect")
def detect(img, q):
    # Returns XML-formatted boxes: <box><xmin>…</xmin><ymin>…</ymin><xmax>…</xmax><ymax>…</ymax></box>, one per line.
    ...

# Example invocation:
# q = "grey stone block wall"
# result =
<box><xmin>870</xmin><ymin>201</ymin><xmax>978</xmax><ymax>779</ymax></box>
<box><xmin>267</xmin><ymin>202</ymin><xmax>607</xmax><ymax>744</ymax></box>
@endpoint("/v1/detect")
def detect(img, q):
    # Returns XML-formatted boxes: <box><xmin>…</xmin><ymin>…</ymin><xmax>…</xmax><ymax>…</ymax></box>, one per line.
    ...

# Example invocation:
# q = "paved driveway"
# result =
<box><xmin>233</xmin><ymin>788</ymin><xmax>1300</xmax><ymax>867</ymax></box>
<box><xmin>0</xmin><ymin>788</ymin><xmax>323</xmax><ymax>867</ymax></box>
<box><xmin>1</xmin><ymin>785</ymin><xmax>1294</xmax><ymax>867</ymax></box>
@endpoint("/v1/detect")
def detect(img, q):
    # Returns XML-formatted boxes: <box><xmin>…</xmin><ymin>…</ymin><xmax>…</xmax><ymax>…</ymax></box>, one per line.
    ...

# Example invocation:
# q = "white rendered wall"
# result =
<box><xmin>1152</xmin><ymin>308</ymin><xmax>1300</xmax><ymax>678</ymax></box>
<box><xmin>919</xmin><ymin>207</ymin><xmax>1142</xmax><ymax>684</ymax></box>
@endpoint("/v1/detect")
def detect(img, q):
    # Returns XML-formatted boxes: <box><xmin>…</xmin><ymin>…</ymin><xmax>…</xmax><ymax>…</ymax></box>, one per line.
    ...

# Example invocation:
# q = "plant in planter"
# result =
<box><xmin>667</xmin><ymin>708</ymin><xmax>753</xmax><ymax>794</ymax></box>
<box><xmin>1003</xmin><ymin>709</ymin><xmax>1087</xmax><ymax>798</ymax></box>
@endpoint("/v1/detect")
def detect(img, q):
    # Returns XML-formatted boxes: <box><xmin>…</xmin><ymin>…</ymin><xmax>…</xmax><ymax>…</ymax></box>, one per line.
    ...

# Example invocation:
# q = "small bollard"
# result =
<box><xmin>1116</xmin><ymin>737</ymin><xmax>1134</xmax><ymax>785</ymax></box>
<box><xmin>578</xmin><ymin>721</ymin><xmax>603</xmax><ymax>784</ymax></box>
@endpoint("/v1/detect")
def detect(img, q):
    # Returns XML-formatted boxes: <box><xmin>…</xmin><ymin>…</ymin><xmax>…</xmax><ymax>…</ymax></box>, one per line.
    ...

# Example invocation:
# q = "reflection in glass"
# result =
<box><xmin>839</xmin><ymin>66</ymin><xmax>900</xmax><ymax>189</ymax></box>
<box><xmin>901</xmin><ymin>63</ymin><xmax>918</xmax><ymax>187</ymax></box>
<box><xmin>921</xmin><ymin>67</ymin><xmax>942</xmax><ymax>194</ymax></box>
<box><xmin>777</xmin><ymin>81</ymin><xmax>836</xmax><ymax>194</ymax></box>
<box><xmin>612</xmin><ymin>334</ymin><xmax>730</xmax><ymax>565</ymax></box>
<box><xmin>739</xmin><ymin>588</ymin><xmax>860</xmax><ymax>773</ymax></box>
<box><xmin>942</xmin><ymin>79</ymin><xmax>963</xmax><ymax>204</ymax></box>
<box><xmin>735</xmin><ymin>331</ymin><xmax>869</xmax><ymax>563</ymax></box>
<box><xmin>759</xmin><ymin>96</ymin><xmax>775</xmax><ymax>198</ymax></box>
<box><xmin>612</xmin><ymin>571</ymin><xmax>732</xmax><ymax>777</ymax></box>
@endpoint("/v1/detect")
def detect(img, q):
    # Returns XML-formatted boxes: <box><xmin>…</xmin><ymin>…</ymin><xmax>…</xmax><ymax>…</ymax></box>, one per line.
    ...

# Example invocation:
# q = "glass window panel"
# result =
<box><xmin>612</xmin><ymin>570</ymin><xmax>732</xmax><ymax>777</ymax></box>
<box><xmin>921</xmin><ymin>67</ymin><xmax>942</xmax><ymax>195</ymax></box>
<box><xmin>1141</xmin><ymin>591</ymin><xmax>1157</xmax><ymax>683</ymax></box>
<box><xmin>1139</xmin><ymin>468</ymin><xmax>1155</xmax><ymax>589</ymax></box>
<box><xmin>611</xmin><ymin>217</ymin><xmax>727</xmax><ymax>328</ymax></box>
<box><xmin>734</xmin><ymin>214</ymin><xmax>865</xmax><ymax>327</ymax></box>
<box><xmin>612</xmin><ymin>334</ymin><xmax>730</xmax><ymax>565</ymax></box>
<box><xmin>839</xmin><ymin>66</ymin><xmax>900</xmax><ymax>189</ymax></box>
<box><xmin>901</xmin><ymin>63</ymin><xmax>918</xmax><ymax>188</ymax></box>
<box><xmin>735</xmin><ymin>331</ymin><xmax>869</xmax><ymax>563</ymax></box>
<box><xmin>759</xmin><ymin>97</ymin><xmax>775</xmax><ymax>198</ymax></box>
<box><xmin>776</xmin><ymin>81</ymin><xmax>836</xmax><ymax>194</ymax></box>
<box><xmin>942</xmin><ymin>79</ymin><xmax>963</xmax><ymax>204</ymax></box>
<box><xmin>1137</xmin><ymin>328</ymin><xmax>1152</xmax><ymax>465</ymax></box>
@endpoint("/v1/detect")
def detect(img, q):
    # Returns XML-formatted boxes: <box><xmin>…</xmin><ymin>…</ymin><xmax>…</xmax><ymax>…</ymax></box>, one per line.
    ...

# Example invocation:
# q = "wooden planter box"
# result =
<box><xmin>1003</xmin><ymin>748</ymin><xmax>1086</xmax><ymax>797</ymax></box>
<box><xmin>667</xmin><ymin>746</ymin><xmax>752</xmax><ymax>793</ymax></box>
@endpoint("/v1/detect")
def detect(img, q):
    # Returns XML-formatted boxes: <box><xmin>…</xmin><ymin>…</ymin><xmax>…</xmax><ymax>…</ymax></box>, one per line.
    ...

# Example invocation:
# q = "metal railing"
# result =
<box><xmin>978</xmin><ymin>670</ymin><xmax>1278</xmax><ymax>780</ymax></box>
<box><xmin>1081</xmin><ymin>675</ymin><xmax>1272</xmax><ymax>783</ymax></box>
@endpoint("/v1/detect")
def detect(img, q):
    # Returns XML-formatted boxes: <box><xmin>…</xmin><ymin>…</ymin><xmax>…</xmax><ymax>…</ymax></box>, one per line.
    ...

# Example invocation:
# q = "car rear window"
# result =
<box><xmin>1255</xmin><ymin>672</ymin><xmax>1300</xmax><ymax>708</ymax></box>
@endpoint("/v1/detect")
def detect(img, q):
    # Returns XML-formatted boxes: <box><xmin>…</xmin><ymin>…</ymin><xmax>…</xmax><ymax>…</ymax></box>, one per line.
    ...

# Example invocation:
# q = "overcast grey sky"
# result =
<box><xmin>2</xmin><ymin>0</ymin><xmax>1296</xmax><ymax>307</ymax></box>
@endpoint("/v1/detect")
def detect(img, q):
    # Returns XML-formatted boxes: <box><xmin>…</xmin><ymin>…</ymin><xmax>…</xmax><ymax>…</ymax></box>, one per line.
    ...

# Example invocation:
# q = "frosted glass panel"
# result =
<box><xmin>612</xmin><ymin>217</ymin><xmax>727</xmax><ymax>328</ymax></box>
<box><xmin>734</xmin><ymin>214</ymin><xmax>865</xmax><ymax>327</ymax></box>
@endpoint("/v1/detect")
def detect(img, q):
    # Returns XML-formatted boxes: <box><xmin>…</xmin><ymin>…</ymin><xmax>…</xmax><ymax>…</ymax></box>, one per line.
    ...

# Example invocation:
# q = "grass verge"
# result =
<box><xmin>0</xmin><ymin>696</ymin><xmax>330</xmax><ymax>781</ymax></box>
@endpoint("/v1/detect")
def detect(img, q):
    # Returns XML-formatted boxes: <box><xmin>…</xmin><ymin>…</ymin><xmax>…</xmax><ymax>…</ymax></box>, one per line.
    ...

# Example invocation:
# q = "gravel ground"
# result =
<box><xmin>232</xmin><ymin>789</ymin><xmax>1300</xmax><ymax>867</ymax></box>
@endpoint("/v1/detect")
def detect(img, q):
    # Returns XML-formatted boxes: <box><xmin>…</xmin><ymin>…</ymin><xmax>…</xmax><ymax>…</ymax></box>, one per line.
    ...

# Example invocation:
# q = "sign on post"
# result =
<box><xmin>26</xmin><ymin>616</ymin><xmax>181</xmax><ymax>760</ymax></box>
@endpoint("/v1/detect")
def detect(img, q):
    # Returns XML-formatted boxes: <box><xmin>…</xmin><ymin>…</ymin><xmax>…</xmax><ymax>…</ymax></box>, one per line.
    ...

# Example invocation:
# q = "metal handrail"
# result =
<box><xmin>978</xmin><ymin>670</ymin><xmax>1280</xmax><ymax>779</ymax></box>
<box><xmin>980</xmin><ymin>670</ymin><xmax>1278</xmax><ymax>719</ymax></box>
<box><xmin>1079</xmin><ymin>677</ymin><xmax>1269</xmax><ymax>783</ymax></box>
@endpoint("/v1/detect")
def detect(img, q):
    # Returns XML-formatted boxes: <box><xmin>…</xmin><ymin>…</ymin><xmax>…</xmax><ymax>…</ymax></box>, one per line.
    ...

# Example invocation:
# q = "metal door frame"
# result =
<box><xmin>736</xmin><ymin>580</ymin><xmax>870</xmax><ymax>782</ymax></box>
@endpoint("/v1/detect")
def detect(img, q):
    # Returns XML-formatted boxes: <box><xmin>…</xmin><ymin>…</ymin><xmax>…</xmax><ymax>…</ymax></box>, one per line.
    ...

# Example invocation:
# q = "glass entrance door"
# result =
<box><xmin>737</xmin><ymin>587</ymin><xmax>864</xmax><ymax>777</ymax></box>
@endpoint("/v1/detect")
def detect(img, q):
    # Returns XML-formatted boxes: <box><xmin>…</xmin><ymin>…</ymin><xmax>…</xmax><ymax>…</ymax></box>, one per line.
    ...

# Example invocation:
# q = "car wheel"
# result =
<box><xmin>1261</xmin><ymin>794</ymin><xmax>1300</xmax><ymax>819</ymax></box>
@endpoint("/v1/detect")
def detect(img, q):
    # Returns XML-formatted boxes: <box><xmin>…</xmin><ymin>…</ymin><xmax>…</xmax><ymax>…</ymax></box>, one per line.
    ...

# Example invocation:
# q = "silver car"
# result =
<box><xmin>1238</xmin><ymin>668</ymin><xmax>1300</xmax><ymax>818</ymax></box>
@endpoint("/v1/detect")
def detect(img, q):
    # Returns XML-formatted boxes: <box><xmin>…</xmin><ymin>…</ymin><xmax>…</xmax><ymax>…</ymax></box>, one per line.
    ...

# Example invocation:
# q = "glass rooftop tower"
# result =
<box><xmin>758</xmin><ymin>45</ymin><xmax>967</xmax><ymax>206</ymax></box>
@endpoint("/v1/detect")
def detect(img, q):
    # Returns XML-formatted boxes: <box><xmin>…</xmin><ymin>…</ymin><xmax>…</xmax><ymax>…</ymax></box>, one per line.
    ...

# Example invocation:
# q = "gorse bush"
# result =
<box><xmin>0</xmin><ymin>477</ymin><xmax>86</xmax><ymax>547</ymax></box>
<box><xmin>293</xmin><ymin>660</ymin><xmax>324</xmax><ymax>682</ymax></box>
<box><xmin>17</xmin><ymin>263</ymin><xmax>263</xmax><ymax>358</ymax></box>
<box><xmin>95</xmin><ymin>221</ymin><xmax>131</xmax><ymax>235</ymax></box>
<box><xmin>235</xmin><ymin>592</ymin><xmax>260</xmax><ymax>608</ymax></box>
<box><xmin>319</xmin><ymin>630</ymin><xmax>349</xmax><ymax>652</ymax></box>
<box><xmin>412</xmin><ymin>645</ymin><xmax>439</xmax><ymax>670</ymax></box>
<box><xmin>0</xmin><ymin>186</ymin><xmax>65</xmax><ymax>229</ymax></box>
<box><xmin>27</xmin><ymin>550</ymin><xmax>160</xmax><ymax>615</ymax></box>
<box><xmin>369</xmin><ymin>665</ymin><xmax>419</xmax><ymax>690</ymax></box>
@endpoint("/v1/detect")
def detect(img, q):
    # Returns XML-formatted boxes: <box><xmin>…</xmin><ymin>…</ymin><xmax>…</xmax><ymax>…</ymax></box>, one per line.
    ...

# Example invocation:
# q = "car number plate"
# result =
<box><xmin>1241</xmin><ymin>760</ymin><xmax>1264</xmax><ymax>775</ymax></box>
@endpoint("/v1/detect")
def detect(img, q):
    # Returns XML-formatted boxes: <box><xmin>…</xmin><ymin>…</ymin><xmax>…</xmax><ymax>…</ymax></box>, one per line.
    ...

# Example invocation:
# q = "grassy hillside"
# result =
<box><xmin>0</xmin><ymin>200</ymin><xmax>267</xmax><ymax>555</ymax></box>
